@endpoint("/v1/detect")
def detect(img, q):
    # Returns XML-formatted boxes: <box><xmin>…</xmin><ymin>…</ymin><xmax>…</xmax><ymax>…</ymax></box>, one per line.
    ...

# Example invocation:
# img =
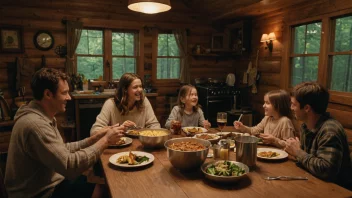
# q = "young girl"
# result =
<box><xmin>233</xmin><ymin>89</ymin><xmax>295</xmax><ymax>148</ymax></box>
<box><xmin>165</xmin><ymin>85</ymin><xmax>211</xmax><ymax>131</ymax></box>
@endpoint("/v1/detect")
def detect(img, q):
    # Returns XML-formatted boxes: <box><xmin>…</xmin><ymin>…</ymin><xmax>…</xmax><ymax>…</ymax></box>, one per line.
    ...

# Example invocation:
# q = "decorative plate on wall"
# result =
<box><xmin>33</xmin><ymin>30</ymin><xmax>54</xmax><ymax>51</ymax></box>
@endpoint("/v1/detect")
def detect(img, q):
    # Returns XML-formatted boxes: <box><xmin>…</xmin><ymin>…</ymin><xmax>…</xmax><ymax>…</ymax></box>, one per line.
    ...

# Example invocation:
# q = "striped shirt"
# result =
<box><xmin>296</xmin><ymin>113</ymin><xmax>352</xmax><ymax>189</ymax></box>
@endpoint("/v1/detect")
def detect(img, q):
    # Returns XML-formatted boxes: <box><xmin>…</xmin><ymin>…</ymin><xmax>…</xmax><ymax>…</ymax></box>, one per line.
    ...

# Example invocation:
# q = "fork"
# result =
<box><xmin>264</xmin><ymin>176</ymin><xmax>308</xmax><ymax>181</ymax></box>
<box><xmin>128</xmin><ymin>125</ymin><xmax>142</xmax><ymax>130</ymax></box>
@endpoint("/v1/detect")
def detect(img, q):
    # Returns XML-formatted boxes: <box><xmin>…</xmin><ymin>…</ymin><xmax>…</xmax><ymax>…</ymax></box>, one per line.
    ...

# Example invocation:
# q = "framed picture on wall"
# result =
<box><xmin>0</xmin><ymin>26</ymin><xmax>24</xmax><ymax>53</ymax></box>
<box><xmin>211</xmin><ymin>33</ymin><xmax>229</xmax><ymax>52</ymax></box>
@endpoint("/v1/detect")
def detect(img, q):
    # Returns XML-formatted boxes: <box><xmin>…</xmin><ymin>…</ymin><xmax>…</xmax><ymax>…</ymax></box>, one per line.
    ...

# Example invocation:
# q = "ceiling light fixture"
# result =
<box><xmin>128</xmin><ymin>0</ymin><xmax>171</xmax><ymax>14</ymax></box>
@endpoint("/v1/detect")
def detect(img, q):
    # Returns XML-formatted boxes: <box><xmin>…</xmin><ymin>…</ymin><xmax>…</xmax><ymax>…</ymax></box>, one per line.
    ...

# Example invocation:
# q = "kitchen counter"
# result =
<box><xmin>71</xmin><ymin>92</ymin><xmax>158</xmax><ymax>99</ymax></box>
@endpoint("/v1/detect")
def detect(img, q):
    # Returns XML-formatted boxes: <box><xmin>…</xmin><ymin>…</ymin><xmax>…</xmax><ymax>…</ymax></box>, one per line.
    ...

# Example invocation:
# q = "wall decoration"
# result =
<box><xmin>0</xmin><ymin>26</ymin><xmax>24</xmax><ymax>53</ymax></box>
<box><xmin>33</xmin><ymin>30</ymin><xmax>55</xmax><ymax>51</ymax></box>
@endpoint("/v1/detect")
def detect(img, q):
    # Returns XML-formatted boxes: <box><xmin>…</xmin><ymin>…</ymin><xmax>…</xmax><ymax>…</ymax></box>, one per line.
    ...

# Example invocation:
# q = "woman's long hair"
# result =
<box><xmin>265</xmin><ymin>89</ymin><xmax>293</xmax><ymax>119</ymax></box>
<box><xmin>114</xmin><ymin>73</ymin><xmax>145</xmax><ymax>115</ymax></box>
<box><xmin>177</xmin><ymin>85</ymin><xmax>201</xmax><ymax>117</ymax></box>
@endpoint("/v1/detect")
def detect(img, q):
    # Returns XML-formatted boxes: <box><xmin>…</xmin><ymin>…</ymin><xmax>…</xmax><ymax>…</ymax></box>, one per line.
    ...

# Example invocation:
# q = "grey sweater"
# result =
<box><xmin>5</xmin><ymin>101</ymin><xmax>100</xmax><ymax>198</ymax></box>
<box><xmin>165</xmin><ymin>106</ymin><xmax>206</xmax><ymax>129</ymax></box>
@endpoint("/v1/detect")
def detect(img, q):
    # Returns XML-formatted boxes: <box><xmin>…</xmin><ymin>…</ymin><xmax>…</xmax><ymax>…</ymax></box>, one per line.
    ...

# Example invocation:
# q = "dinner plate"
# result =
<box><xmin>257</xmin><ymin>148</ymin><xmax>288</xmax><ymax>160</ymax></box>
<box><xmin>108</xmin><ymin>137</ymin><xmax>132</xmax><ymax>147</ymax></box>
<box><xmin>193</xmin><ymin>133</ymin><xmax>220</xmax><ymax>143</ymax></box>
<box><xmin>124</xmin><ymin>130</ymin><xmax>140</xmax><ymax>138</ymax></box>
<box><xmin>182</xmin><ymin>127</ymin><xmax>207</xmax><ymax>133</ymax></box>
<box><xmin>109</xmin><ymin>151</ymin><xmax>154</xmax><ymax>168</ymax></box>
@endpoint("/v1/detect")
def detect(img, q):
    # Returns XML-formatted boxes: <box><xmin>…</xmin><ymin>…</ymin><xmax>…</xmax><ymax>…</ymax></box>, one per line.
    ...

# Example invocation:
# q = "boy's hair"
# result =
<box><xmin>177</xmin><ymin>85</ymin><xmax>200</xmax><ymax>117</ymax></box>
<box><xmin>31</xmin><ymin>68</ymin><xmax>68</xmax><ymax>100</ymax></box>
<box><xmin>265</xmin><ymin>89</ymin><xmax>292</xmax><ymax>118</ymax></box>
<box><xmin>114</xmin><ymin>73</ymin><xmax>145</xmax><ymax>115</ymax></box>
<box><xmin>290</xmin><ymin>81</ymin><xmax>329</xmax><ymax>114</ymax></box>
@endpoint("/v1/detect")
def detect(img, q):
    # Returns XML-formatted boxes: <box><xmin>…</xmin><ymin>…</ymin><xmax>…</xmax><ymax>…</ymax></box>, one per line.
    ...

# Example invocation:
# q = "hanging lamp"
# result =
<box><xmin>128</xmin><ymin>0</ymin><xmax>171</xmax><ymax>14</ymax></box>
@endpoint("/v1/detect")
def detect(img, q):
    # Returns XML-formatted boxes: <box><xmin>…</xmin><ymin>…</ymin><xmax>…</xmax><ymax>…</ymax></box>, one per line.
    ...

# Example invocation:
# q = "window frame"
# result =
<box><xmin>75</xmin><ymin>28</ymin><xmax>105</xmax><ymax>80</ymax></box>
<box><xmin>152</xmin><ymin>29</ymin><xmax>181</xmax><ymax>85</ymax></box>
<box><xmin>111</xmin><ymin>30</ymin><xmax>139</xmax><ymax>80</ymax></box>
<box><xmin>283</xmin><ymin>9</ymin><xmax>352</xmax><ymax>106</ymax></box>
<box><xmin>75</xmin><ymin>28</ymin><xmax>139</xmax><ymax>81</ymax></box>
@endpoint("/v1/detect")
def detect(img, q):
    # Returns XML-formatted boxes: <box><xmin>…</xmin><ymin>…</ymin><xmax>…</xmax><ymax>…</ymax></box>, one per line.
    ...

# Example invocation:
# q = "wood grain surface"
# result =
<box><xmin>100</xmin><ymin>127</ymin><xmax>352</xmax><ymax>198</ymax></box>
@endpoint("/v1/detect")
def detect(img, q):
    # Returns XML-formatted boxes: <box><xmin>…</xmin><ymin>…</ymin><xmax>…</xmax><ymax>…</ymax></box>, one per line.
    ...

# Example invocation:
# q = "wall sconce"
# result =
<box><xmin>128</xmin><ymin>0</ymin><xmax>171</xmax><ymax>14</ymax></box>
<box><xmin>260</xmin><ymin>32</ymin><xmax>276</xmax><ymax>52</ymax></box>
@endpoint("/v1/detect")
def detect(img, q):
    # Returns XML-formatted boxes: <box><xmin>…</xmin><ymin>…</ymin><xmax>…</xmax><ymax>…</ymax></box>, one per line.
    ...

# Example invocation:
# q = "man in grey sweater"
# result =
<box><xmin>5</xmin><ymin>68</ymin><xmax>124</xmax><ymax>197</ymax></box>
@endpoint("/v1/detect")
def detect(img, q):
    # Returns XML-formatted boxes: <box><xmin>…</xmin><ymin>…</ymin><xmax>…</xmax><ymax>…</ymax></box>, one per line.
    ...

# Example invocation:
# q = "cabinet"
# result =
<box><xmin>225</xmin><ymin>20</ymin><xmax>251</xmax><ymax>55</ymax></box>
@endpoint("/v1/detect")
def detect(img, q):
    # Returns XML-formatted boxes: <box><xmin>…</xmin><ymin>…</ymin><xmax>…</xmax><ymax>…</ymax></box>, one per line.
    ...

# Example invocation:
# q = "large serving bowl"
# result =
<box><xmin>164</xmin><ymin>137</ymin><xmax>211</xmax><ymax>170</ymax></box>
<box><xmin>201</xmin><ymin>160</ymin><xmax>249</xmax><ymax>183</ymax></box>
<box><xmin>138</xmin><ymin>128</ymin><xmax>171</xmax><ymax>148</ymax></box>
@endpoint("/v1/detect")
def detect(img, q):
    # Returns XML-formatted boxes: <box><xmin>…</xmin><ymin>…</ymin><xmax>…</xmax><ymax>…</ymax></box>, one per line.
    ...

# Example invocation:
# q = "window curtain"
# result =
<box><xmin>65</xmin><ymin>21</ymin><xmax>83</xmax><ymax>75</ymax></box>
<box><xmin>173</xmin><ymin>29</ymin><xmax>190</xmax><ymax>84</ymax></box>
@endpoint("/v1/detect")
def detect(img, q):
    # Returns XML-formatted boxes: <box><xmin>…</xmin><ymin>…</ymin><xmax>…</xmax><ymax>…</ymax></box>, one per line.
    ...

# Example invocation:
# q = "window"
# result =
<box><xmin>157</xmin><ymin>33</ymin><xmax>180</xmax><ymax>79</ymax></box>
<box><xmin>112</xmin><ymin>32</ymin><xmax>137</xmax><ymax>79</ymax></box>
<box><xmin>330</xmin><ymin>15</ymin><xmax>352</xmax><ymax>92</ymax></box>
<box><xmin>76</xmin><ymin>29</ymin><xmax>137</xmax><ymax>80</ymax></box>
<box><xmin>290</xmin><ymin>22</ymin><xmax>322</xmax><ymax>86</ymax></box>
<box><xmin>76</xmin><ymin>29</ymin><xmax>103</xmax><ymax>80</ymax></box>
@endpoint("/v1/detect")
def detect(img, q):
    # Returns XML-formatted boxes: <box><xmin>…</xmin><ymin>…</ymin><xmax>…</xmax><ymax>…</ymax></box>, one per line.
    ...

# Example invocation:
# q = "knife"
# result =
<box><xmin>264</xmin><ymin>176</ymin><xmax>308</xmax><ymax>181</ymax></box>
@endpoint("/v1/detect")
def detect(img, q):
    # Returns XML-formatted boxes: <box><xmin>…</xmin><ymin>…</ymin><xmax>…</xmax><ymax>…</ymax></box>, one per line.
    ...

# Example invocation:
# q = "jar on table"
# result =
<box><xmin>220</xmin><ymin>141</ymin><xmax>229</xmax><ymax>160</ymax></box>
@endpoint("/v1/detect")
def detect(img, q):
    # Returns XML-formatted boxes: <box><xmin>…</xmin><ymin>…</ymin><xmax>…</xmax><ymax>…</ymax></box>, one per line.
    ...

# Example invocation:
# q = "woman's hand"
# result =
<box><xmin>203</xmin><ymin>120</ymin><xmax>211</xmax><ymax>129</ymax></box>
<box><xmin>233</xmin><ymin>121</ymin><xmax>244</xmax><ymax>130</ymax></box>
<box><xmin>259</xmin><ymin>133</ymin><xmax>277</xmax><ymax>145</ymax></box>
<box><xmin>122</xmin><ymin>120</ymin><xmax>137</xmax><ymax>129</ymax></box>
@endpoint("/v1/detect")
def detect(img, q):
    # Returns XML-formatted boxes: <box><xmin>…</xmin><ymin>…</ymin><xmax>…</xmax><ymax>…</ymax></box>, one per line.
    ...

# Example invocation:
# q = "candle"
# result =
<box><xmin>220</xmin><ymin>148</ymin><xmax>229</xmax><ymax>160</ymax></box>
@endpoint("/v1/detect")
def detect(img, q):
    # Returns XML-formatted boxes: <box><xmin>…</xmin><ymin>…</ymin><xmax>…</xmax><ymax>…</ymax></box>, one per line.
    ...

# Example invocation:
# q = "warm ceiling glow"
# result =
<box><xmin>128</xmin><ymin>0</ymin><xmax>171</xmax><ymax>14</ymax></box>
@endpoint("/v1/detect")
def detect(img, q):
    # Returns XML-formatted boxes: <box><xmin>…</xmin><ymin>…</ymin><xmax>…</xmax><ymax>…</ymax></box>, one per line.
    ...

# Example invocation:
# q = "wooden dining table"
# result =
<box><xmin>99</xmin><ymin>127</ymin><xmax>352</xmax><ymax>197</ymax></box>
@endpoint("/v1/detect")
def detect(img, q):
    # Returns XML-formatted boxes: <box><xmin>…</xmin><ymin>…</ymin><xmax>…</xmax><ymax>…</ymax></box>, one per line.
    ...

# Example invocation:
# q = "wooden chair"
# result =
<box><xmin>0</xmin><ymin>165</ymin><xmax>7</xmax><ymax>198</ymax></box>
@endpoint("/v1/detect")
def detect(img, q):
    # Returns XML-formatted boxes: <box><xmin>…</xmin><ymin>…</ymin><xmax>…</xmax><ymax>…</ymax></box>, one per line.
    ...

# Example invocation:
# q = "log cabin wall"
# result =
<box><xmin>249</xmin><ymin>0</ymin><xmax>352</xmax><ymax>149</ymax></box>
<box><xmin>0</xmin><ymin>0</ymin><xmax>247</xmax><ymax>135</ymax></box>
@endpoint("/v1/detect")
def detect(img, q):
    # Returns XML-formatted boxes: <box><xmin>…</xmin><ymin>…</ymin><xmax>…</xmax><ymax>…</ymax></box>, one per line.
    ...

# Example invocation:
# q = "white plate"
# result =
<box><xmin>108</xmin><ymin>137</ymin><xmax>132</xmax><ymax>147</ymax></box>
<box><xmin>193</xmin><ymin>133</ymin><xmax>220</xmax><ymax>142</ymax></box>
<box><xmin>216</xmin><ymin>132</ymin><xmax>231</xmax><ymax>136</ymax></box>
<box><xmin>125</xmin><ymin>130</ymin><xmax>140</xmax><ymax>137</ymax></box>
<box><xmin>257</xmin><ymin>148</ymin><xmax>288</xmax><ymax>160</ymax></box>
<box><xmin>182</xmin><ymin>127</ymin><xmax>207</xmax><ymax>133</ymax></box>
<box><xmin>109</xmin><ymin>151</ymin><xmax>154</xmax><ymax>168</ymax></box>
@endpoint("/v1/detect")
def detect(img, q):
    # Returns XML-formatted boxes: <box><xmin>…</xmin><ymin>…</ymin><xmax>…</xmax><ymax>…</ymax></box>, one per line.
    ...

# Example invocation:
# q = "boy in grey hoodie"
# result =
<box><xmin>5</xmin><ymin>68</ymin><xmax>124</xmax><ymax>197</ymax></box>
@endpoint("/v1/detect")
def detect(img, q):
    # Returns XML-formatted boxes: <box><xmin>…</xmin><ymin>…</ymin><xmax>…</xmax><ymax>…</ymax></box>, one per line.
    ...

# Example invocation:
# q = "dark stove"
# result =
<box><xmin>196</xmin><ymin>84</ymin><xmax>245</xmax><ymax>127</ymax></box>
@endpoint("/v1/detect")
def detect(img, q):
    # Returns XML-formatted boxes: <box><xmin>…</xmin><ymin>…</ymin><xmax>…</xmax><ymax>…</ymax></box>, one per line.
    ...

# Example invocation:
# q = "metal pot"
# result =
<box><xmin>235</xmin><ymin>136</ymin><xmax>258</xmax><ymax>168</ymax></box>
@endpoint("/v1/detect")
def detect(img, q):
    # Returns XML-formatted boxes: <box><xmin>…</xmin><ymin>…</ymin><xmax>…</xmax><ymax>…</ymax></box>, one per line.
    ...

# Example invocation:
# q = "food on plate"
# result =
<box><xmin>115</xmin><ymin>137</ymin><xmax>126</xmax><ymax>146</ymax></box>
<box><xmin>258</xmin><ymin>151</ymin><xmax>280</xmax><ymax>158</ymax></box>
<box><xmin>196</xmin><ymin>134</ymin><xmax>217</xmax><ymax>140</ymax></box>
<box><xmin>139</xmin><ymin>130</ymin><xmax>169</xmax><ymax>137</ymax></box>
<box><xmin>184</xmin><ymin>127</ymin><xmax>202</xmax><ymax>133</ymax></box>
<box><xmin>127</xmin><ymin>130</ymin><xmax>140</xmax><ymax>135</ymax></box>
<box><xmin>117</xmin><ymin>151</ymin><xmax>150</xmax><ymax>165</ymax></box>
<box><xmin>169</xmin><ymin>141</ymin><xmax>206</xmax><ymax>151</ymax></box>
<box><xmin>206</xmin><ymin>161</ymin><xmax>245</xmax><ymax>176</ymax></box>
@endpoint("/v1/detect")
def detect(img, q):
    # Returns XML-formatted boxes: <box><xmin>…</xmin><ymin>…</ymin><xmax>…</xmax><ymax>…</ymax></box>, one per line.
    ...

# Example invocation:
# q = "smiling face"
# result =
<box><xmin>127</xmin><ymin>78</ymin><xmax>143</xmax><ymax>105</ymax></box>
<box><xmin>263</xmin><ymin>94</ymin><xmax>276</xmax><ymax>117</ymax></box>
<box><xmin>291</xmin><ymin>97</ymin><xmax>307</xmax><ymax>121</ymax></box>
<box><xmin>181</xmin><ymin>88</ymin><xmax>198</xmax><ymax>109</ymax></box>
<box><xmin>51</xmin><ymin>79</ymin><xmax>71</xmax><ymax>113</ymax></box>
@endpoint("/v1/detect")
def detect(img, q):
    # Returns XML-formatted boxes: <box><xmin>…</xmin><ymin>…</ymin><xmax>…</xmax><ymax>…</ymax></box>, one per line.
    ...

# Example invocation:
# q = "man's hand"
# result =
<box><xmin>105</xmin><ymin>125</ymin><xmax>125</xmax><ymax>145</ymax></box>
<box><xmin>285</xmin><ymin>137</ymin><xmax>302</xmax><ymax>157</ymax></box>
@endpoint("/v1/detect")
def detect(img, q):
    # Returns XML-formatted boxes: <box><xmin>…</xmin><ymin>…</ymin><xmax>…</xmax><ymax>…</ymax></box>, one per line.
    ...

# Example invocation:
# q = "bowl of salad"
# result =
<box><xmin>201</xmin><ymin>160</ymin><xmax>249</xmax><ymax>183</ymax></box>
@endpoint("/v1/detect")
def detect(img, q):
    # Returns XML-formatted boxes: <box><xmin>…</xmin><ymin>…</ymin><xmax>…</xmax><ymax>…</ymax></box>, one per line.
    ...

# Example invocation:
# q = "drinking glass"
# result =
<box><xmin>217</xmin><ymin>112</ymin><xmax>227</xmax><ymax>132</ymax></box>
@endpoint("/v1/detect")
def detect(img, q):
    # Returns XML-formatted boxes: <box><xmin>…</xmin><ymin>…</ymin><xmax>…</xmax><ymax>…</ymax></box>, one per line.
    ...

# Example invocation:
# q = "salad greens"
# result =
<box><xmin>206</xmin><ymin>161</ymin><xmax>245</xmax><ymax>176</ymax></box>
